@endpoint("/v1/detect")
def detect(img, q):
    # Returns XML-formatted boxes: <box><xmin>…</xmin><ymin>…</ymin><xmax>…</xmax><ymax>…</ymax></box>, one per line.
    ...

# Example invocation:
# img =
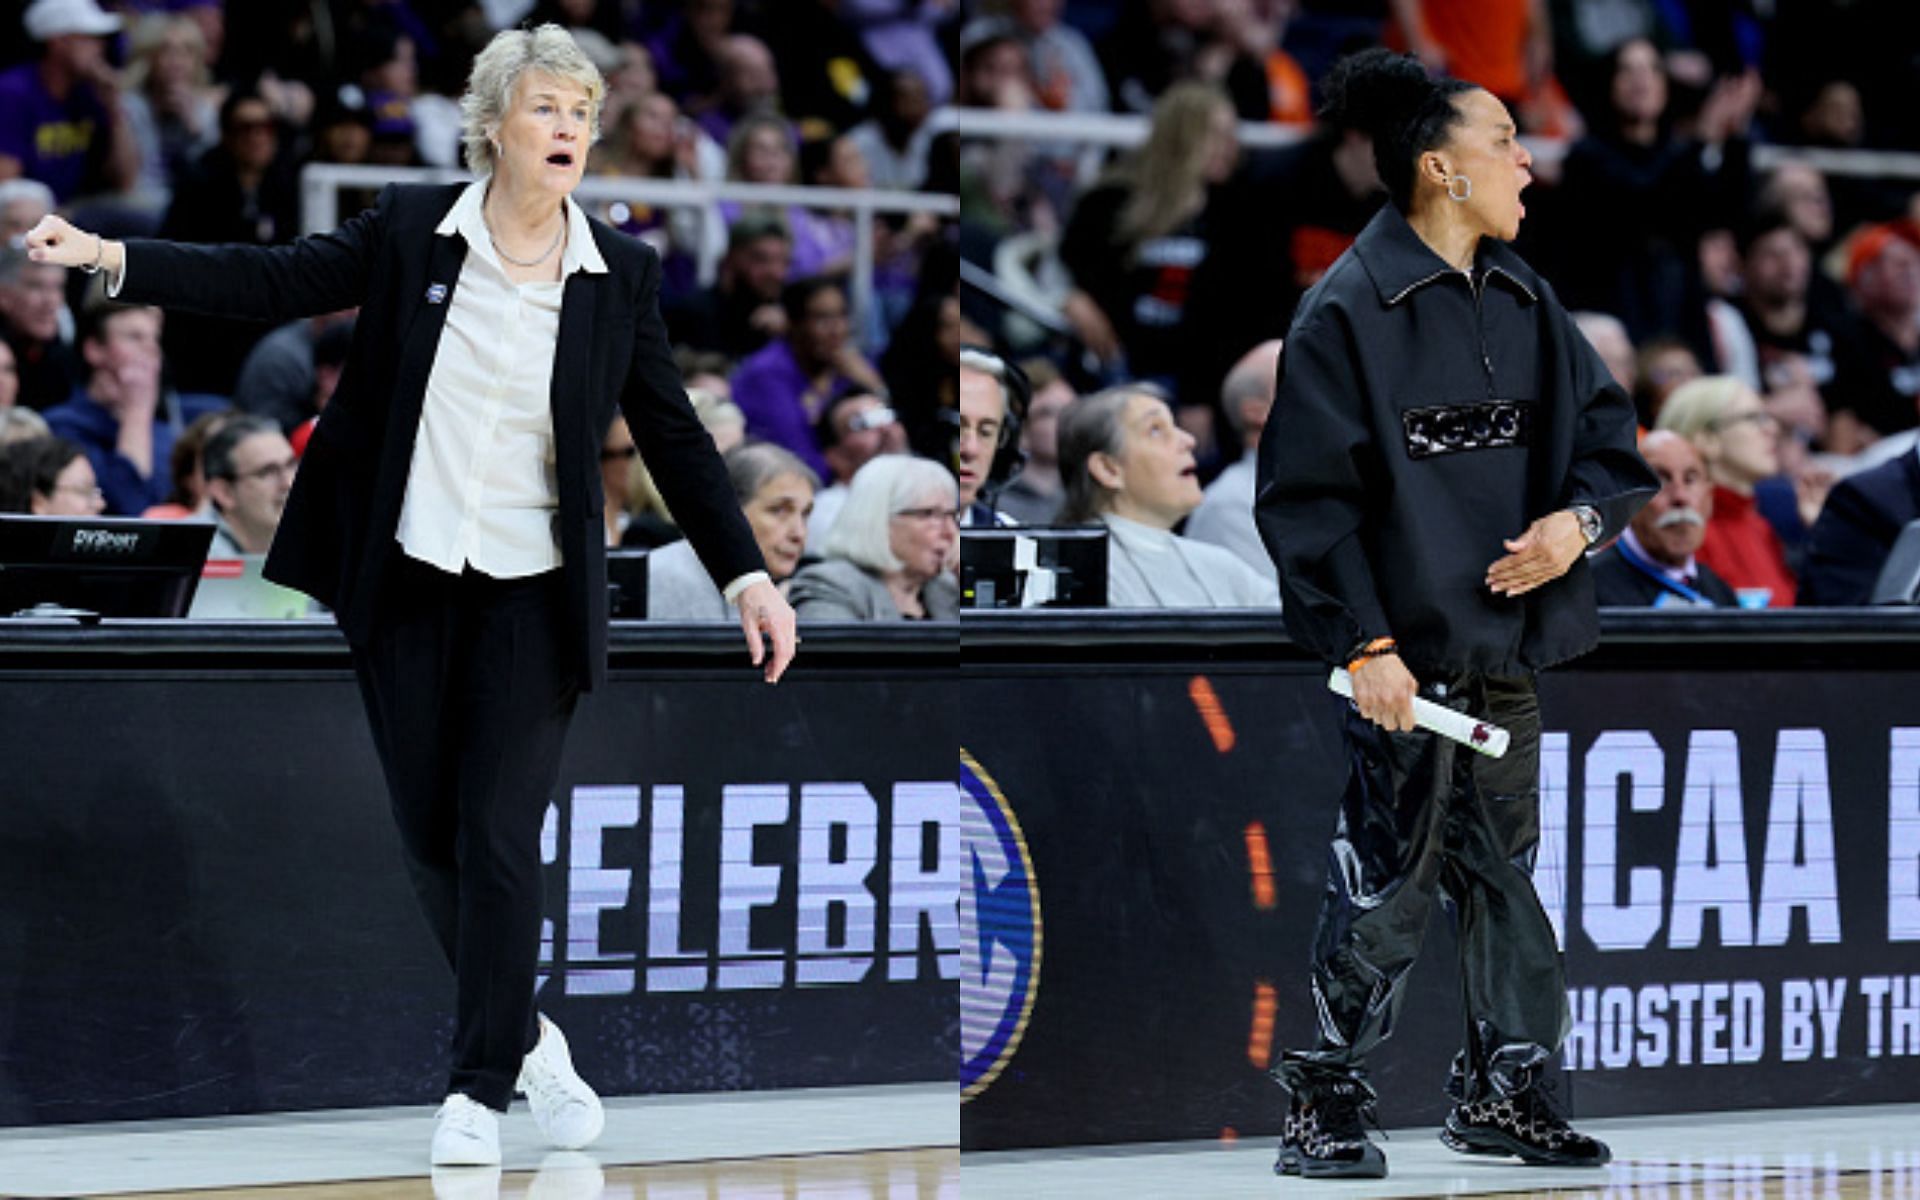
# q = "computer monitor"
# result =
<box><xmin>0</xmin><ymin>515</ymin><xmax>215</xmax><ymax>619</ymax></box>
<box><xmin>960</xmin><ymin>526</ymin><xmax>1109</xmax><ymax>609</ymax></box>
<box><xmin>608</xmin><ymin>548</ymin><xmax>650</xmax><ymax>618</ymax></box>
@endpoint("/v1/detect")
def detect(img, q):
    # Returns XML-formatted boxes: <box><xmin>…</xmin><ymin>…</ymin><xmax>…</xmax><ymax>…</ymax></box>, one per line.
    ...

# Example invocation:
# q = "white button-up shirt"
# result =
<box><xmin>112</xmin><ymin>181</ymin><xmax>769</xmax><ymax>603</ymax></box>
<box><xmin>395</xmin><ymin>180</ymin><xmax>604</xmax><ymax>578</ymax></box>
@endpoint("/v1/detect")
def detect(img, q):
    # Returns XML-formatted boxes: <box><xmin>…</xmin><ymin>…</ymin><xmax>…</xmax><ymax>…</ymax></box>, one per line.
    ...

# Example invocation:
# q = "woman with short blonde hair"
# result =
<box><xmin>27</xmin><ymin>23</ymin><xmax>798</xmax><ymax>1168</ymax></box>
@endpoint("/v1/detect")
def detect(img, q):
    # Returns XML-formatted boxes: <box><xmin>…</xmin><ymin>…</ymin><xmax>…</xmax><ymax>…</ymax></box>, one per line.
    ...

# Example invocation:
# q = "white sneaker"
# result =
<box><xmin>516</xmin><ymin>1014</ymin><xmax>605</xmax><ymax>1151</ymax></box>
<box><xmin>431</xmin><ymin>1093</ymin><xmax>502</xmax><ymax>1166</ymax></box>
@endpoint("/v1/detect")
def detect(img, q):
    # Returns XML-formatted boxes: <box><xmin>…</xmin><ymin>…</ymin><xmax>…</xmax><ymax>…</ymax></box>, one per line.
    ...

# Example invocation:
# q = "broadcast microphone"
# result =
<box><xmin>1327</xmin><ymin>668</ymin><xmax>1511</xmax><ymax>758</ymax></box>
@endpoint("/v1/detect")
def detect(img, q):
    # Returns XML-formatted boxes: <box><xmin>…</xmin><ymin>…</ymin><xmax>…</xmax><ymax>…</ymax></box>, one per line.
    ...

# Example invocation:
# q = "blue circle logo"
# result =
<box><xmin>960</xmin><ymin>750</ymin><xmax>1042</xmax><ymax>1101</ymax></box>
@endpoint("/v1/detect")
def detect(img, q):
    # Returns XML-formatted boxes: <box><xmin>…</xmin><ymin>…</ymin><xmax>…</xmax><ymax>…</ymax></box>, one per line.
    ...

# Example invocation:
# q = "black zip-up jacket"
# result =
<box><xmin>1255</xmin><ymin>204</ymin><xmax>1657</xmax><ymax>676</ymax></box>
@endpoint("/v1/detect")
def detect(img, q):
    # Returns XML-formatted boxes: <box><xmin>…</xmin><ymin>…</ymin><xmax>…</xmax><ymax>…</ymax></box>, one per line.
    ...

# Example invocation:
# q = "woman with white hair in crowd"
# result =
<box><xmin>788</xmin><ymin>453</ymin><xmax>959</xmax><ymax>620</ymax></box>
<box><xmin>1058</xmin><ymin>383</ymin><xmax>1279</xmax><ymax>609</ymax></box>
<box><xmin>650</xmin><ymin>441</ymin><xmax>820</xmax><ymax>619</ymax></box>
<box><xmin>27</xmin><ymin>23</ymin><xmax>797</xmax><ymax>1167</ymax></box>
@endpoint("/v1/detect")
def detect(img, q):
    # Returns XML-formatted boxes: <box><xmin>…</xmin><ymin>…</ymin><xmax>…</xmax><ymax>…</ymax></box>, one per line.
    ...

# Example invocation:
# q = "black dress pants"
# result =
<box><xmin>1273</xmin><ymin>672</ymin><xmax>1570</xmax><ymax>1102</ymax></box>
<box><xmin>351</xmin><ymin>552</ymin><xmax>580</xmax><ymax>1111</ymax></box>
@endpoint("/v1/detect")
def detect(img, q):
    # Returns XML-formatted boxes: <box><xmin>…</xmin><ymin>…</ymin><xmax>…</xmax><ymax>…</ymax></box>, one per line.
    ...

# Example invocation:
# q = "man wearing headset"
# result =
<box><xmin>956</xmin><ymin>345</ymin><xmax>1028</xmax><ymax>527</ymax></box>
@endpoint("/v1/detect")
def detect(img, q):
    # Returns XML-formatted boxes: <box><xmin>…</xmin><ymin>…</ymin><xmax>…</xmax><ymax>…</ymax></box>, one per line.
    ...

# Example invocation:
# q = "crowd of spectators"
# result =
<box><xmin>960</xmin><ymin>0</ymin><xmax>1920</xmax><ymax>610</ymax></box>
<box><xmin>0</xmin><ymin>0</ymin><xmax>969</xmax><ymax>625</ymax></box>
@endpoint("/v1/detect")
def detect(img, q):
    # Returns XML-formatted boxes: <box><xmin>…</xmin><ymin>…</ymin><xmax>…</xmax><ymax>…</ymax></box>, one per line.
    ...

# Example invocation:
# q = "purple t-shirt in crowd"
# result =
<box><xmin>0</xmin><ymin>64</ymin><xmax>109</xmax><ymax>203</ymax></box>
<box><xmin>729</xmin><ymin>339</ymin><xmax>855</xmax><ymax>480</ymax></box>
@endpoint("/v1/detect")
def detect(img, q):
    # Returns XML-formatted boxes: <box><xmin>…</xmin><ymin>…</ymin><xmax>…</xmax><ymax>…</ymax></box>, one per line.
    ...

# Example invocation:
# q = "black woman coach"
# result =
<box><xmin>28</xmin><ymin>25</ymin><xmax>797</xmax><ymax>1168</ymax></box>
<box><xmin>1256</xmin><ymin>50</ymin><xmax>1656</xmax><ymax>1179</ymax></box>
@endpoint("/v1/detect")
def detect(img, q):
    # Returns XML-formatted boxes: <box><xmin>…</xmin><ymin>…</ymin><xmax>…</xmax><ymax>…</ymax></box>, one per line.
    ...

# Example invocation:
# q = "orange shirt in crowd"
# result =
<box><xmin>1410</xmin><ymin>0</ymin><xmax>1531</xmax><ymax>102</ymax></box>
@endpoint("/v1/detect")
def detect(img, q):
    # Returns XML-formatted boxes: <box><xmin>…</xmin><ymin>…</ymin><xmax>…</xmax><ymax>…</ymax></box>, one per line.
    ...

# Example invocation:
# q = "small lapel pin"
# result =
<box><xmin>425</xmin><ymin>283</ymin><xmax>448</xmax><ymax>304</ymax></box>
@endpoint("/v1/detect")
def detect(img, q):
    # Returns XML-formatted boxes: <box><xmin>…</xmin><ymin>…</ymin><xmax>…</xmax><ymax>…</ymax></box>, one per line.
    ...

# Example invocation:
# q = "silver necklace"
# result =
<box><xmin>487</xmin><ymin>213</ymin><xmax>565</xmax><ymax>267</ymax></box>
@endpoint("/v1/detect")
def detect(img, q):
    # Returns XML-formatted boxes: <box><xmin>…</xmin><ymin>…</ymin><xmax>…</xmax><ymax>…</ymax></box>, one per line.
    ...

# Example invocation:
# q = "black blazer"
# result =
<box><xmin>1589</xmin><ymin>543</ymin><xmax>1740</xmax><ymax>608</ymax></box>
<box><xmin>120</xmin><ymin>182</ymin><xmax>765</xmax><ymax>690</ymax></box>
<box><xmin>1799</xmin><ymin>446</ymin><xmax>1920</xmax><ymax>606</ymax></box>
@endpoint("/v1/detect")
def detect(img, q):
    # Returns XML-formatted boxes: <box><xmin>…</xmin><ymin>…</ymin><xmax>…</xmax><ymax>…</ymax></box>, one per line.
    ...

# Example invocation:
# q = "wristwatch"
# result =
<box><xmin>1571</xmin><ymin>504</ymin><xmax>1604</xmax><ymax>546</ymax></box>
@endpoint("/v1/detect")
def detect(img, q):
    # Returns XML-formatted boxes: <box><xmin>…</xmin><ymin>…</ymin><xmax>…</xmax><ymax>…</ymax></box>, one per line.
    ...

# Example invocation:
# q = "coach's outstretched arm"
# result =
<box><xmin>25</xmin><ymin>187</ymin><xmax>391</xmax><ymax>323</ymax></box>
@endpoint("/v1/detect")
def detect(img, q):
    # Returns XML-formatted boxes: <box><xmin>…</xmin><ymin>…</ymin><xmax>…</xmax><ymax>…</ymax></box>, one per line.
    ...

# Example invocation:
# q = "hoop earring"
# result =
<box><xmin>1447</xmin><ymin>174</ymin><xmax>1472</xmax><ymax>202</ymax></box>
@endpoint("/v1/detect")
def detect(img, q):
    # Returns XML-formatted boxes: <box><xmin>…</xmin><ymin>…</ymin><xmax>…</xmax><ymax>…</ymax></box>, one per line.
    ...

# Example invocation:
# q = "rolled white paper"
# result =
<box><xmin>1328</xmin><ymin>668</ymin><xmax>1511</xmax><ymax>758</ymax></box>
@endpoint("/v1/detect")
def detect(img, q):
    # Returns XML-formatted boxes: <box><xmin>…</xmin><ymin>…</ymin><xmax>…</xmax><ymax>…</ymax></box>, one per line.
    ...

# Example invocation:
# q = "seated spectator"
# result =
<box><xmin>788</xmin><ymin>455</ymin><xmax>959</xmax><ymax>621</ymax></box>
<box><xmin>144</xmin><ymin>408</ymin><xmax>231</xmax><ymax>519</ymax></box>
<box><xmin>962</xmin><ymin>0</ymin><xmax>1108</xmax><ymax>118</ymax></box>
<box><xmin>650</xmin><ymin>442</ymin><xmax>819</xmax><ymax>620</ymax></box>
<box><xmin>1552</xmin><ymin>38</ymin><xmax>1754</xmax><ymax>346</ymax></box>
<box><xmin>1757</xmin><ymin>163</ymin><xmax>1837</xmax><ymax>256</ymax></box>
<box><xmin>994</xmin><ymin>358</ymin><xmax>1073</xmax><ymax>526</ymax></box>
<box><xmin>42</xmin><ymin>302</ymin><xmax>173</xmax><ymax>516</ymax></box>
<box><xmin>1059</xmin><ymin>83</ymin><xmax>1239</xmax><ymax>441</ymax></box>
<box><xmin>202</xmin><ymin>415</ymin><xmax>295</xmax><ymax>556</ymax></box>
<box><xmin>881</xmin><ymin>247</ymin><xmax>966</xmax><ymax>461</ymax></box>
<box><xmin>158</xmin><ymin>90</ymin><xmax>302</xmax><ymax>394</ymax></box>
<box><xmin>1186</xmin><ymin>339</ymin><xmax>1280</xmax><ymax>580</ymax></box>
<box><xmin>690</xmin><ymin>386</ymin><xmax>746</xmax><ymax>452</ymax></box>
<box><xmin>720</xmin><ymin>113</ymin><xmax>855</xmax><ymax>283</ymax></box>
<box><xmin>1572</xmin><ymin>312</ymin><xmax>1637</xmax><ymax>397</ymax></box>
<box><xmin>1058</xmin><ymin>383</ymin><xmax>1279</xmax><ymax>609</ymax></box>
<box><xmin>1656</xmin><ymin>376</ymin><xmax>1797</xmax><ymax>606</ymax></box>
<box><xmin>730</xmin><ymin>278</ymin><xmax>884</xmax><ymax>479</ymax></box>
<box><xmin>289</xmin><ymin>323</ymin><xmax>353</xmax><ymax>456</ymax></box>
<box><xmin>0</xmin><ymin>179</ymin><xmax>58</xmax><ymax>244</ymax></box>
<box><xmin>809</xmin><ymin>390</ymin><xmax>906</xmax><ymax>544</ymax></box>
<box><xmin>0</xmin><ymin>0</ymin><xmax>134</xmax><ymax>205</ymax></box>
<box><xmin>592</xmin><ymin>90</ymin><xmax>726</xmax><ymax>294</ymax></box>
<box><xmin>662</xmin><ymin>213</ymin><xmax>792</xmax><ymax>360</ymax></box>
<box><xmin>1799</xmin><ymin>442</ymin><xmax>1920</xmax><ymax>607</ymax></box>
<box><xmin>1830</xmin><ymin>222</ymin><xmax>1920</xmax><ymax>453</ymax></box>
<box><xmin>0</xmin><ymin>248</ymin><xmax>79</xmax><ymax>410</ymax></box>
<box><xmin>119</xmin><ymin>12</ymin><xmax>221</xmax><ymax>215</ymax></box>
<box><xmin>957</xmin><ymin>346</ymin><xmax>1031</xmax><ymax>528</ymax></box>
<box><xmin>695</xmin><ymin>35</ymin><xmax>781</xmax><ymax>150</ymax></box>
<box><xmin>1636</xmin><ymin>336</ymin><xmax>1703</xmax><ymax>426</ymax></box>
<box><xmin>1591</xmin><ymin>431</ymin><xmax>1740</xmax><ymax>607</ymax></box>
<box><xmin>793</xmin><ymin>133</ymin><xmax>869</xmax><ymax>279</ymax></box>
<box><xmin>0</xmin><ymin>434</ymin><xmax>104</xmax><ymax>515</ymax></box>
<box><xmin>1194</xmin><ymin>106</ymin><xmax>1381</xmax><ymax>404</ymax></box>
<box><xmin>845</xmin><ymin>68</ymin><xmax>936</xmax><ymax>191</ymax></box>
<box><xmin>234</xmin><ymin>312</ymin><xmax>357</xmax><ymax>435</ymax></box>
<box><xmin>601</xmin><ymin>414</ymin><xmax>675</xmax><ymax>550</ymax></box>
<box><xmin>1730</xmin><ymin>212</ymin><xmax>1845</xmax><ymax>449</ymax></box>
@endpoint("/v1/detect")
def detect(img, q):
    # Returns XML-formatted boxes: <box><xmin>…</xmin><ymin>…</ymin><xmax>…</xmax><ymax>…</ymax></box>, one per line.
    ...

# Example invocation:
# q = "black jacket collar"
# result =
<box><xmin>1352</xmin><ymin>203</ymin><xmax>1540</xmax><ymax>308</ymax></box>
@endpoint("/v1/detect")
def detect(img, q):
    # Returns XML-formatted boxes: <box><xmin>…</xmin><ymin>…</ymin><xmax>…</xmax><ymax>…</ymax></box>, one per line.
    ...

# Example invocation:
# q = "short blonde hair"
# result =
<box><xmin>460</xmin><ymin>24</ymin><xmax>606</xmax><ymax>176</ymax></box>
<box><xmin>1655</xmin><ymin>375</ymin><xmax>1751</xmax><ymax>441</ymax></box>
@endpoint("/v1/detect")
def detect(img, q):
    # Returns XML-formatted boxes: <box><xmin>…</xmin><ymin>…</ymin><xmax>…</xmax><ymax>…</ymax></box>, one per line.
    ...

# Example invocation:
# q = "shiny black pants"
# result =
<box><xmin>1274</xmin><ymin>672</ymin><xmax>1568</xmax><ymax>1101</ymax></box>
<box><xmin>351</xmin><ymin>554</ymin><xmax>581</xmax><ymax>1111</ymax></box>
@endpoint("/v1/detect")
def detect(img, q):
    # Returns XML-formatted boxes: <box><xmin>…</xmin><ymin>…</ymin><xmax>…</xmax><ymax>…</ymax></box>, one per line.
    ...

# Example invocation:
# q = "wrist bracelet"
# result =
<box><xmin>1346</xmin><ymin>637</ymin><xmax>1397</xmax><ymax>676</ymax></box>
<box><xmin>80</xmin><ymin>235</ymin><xmax>104</xmax><ymax>276</ymax></box>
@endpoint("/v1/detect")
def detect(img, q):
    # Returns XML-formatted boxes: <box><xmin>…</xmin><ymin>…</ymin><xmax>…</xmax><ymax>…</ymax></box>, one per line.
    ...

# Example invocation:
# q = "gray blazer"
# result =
<box><xmin>645</xmin><ymin>538</ymin><xmax>733</xmax><ymax>621</ymax></box>
<box><xmin>788</xmin><ymin>557</ymin><xmax>959</xmax><ymax>622</ymax></box>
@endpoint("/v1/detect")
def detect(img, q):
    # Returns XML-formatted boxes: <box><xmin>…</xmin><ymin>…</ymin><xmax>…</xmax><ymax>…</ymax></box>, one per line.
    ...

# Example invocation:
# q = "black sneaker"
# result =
<box><xmin>1274</xmin><ymin>1075</ymin><xmax>1387</xmax><ymax>1179</ymax></box>
<box><xmin>1440</xmin><ymin>1077</ymin><xmax>1611</xmax><ymax>1167</ymax></box>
